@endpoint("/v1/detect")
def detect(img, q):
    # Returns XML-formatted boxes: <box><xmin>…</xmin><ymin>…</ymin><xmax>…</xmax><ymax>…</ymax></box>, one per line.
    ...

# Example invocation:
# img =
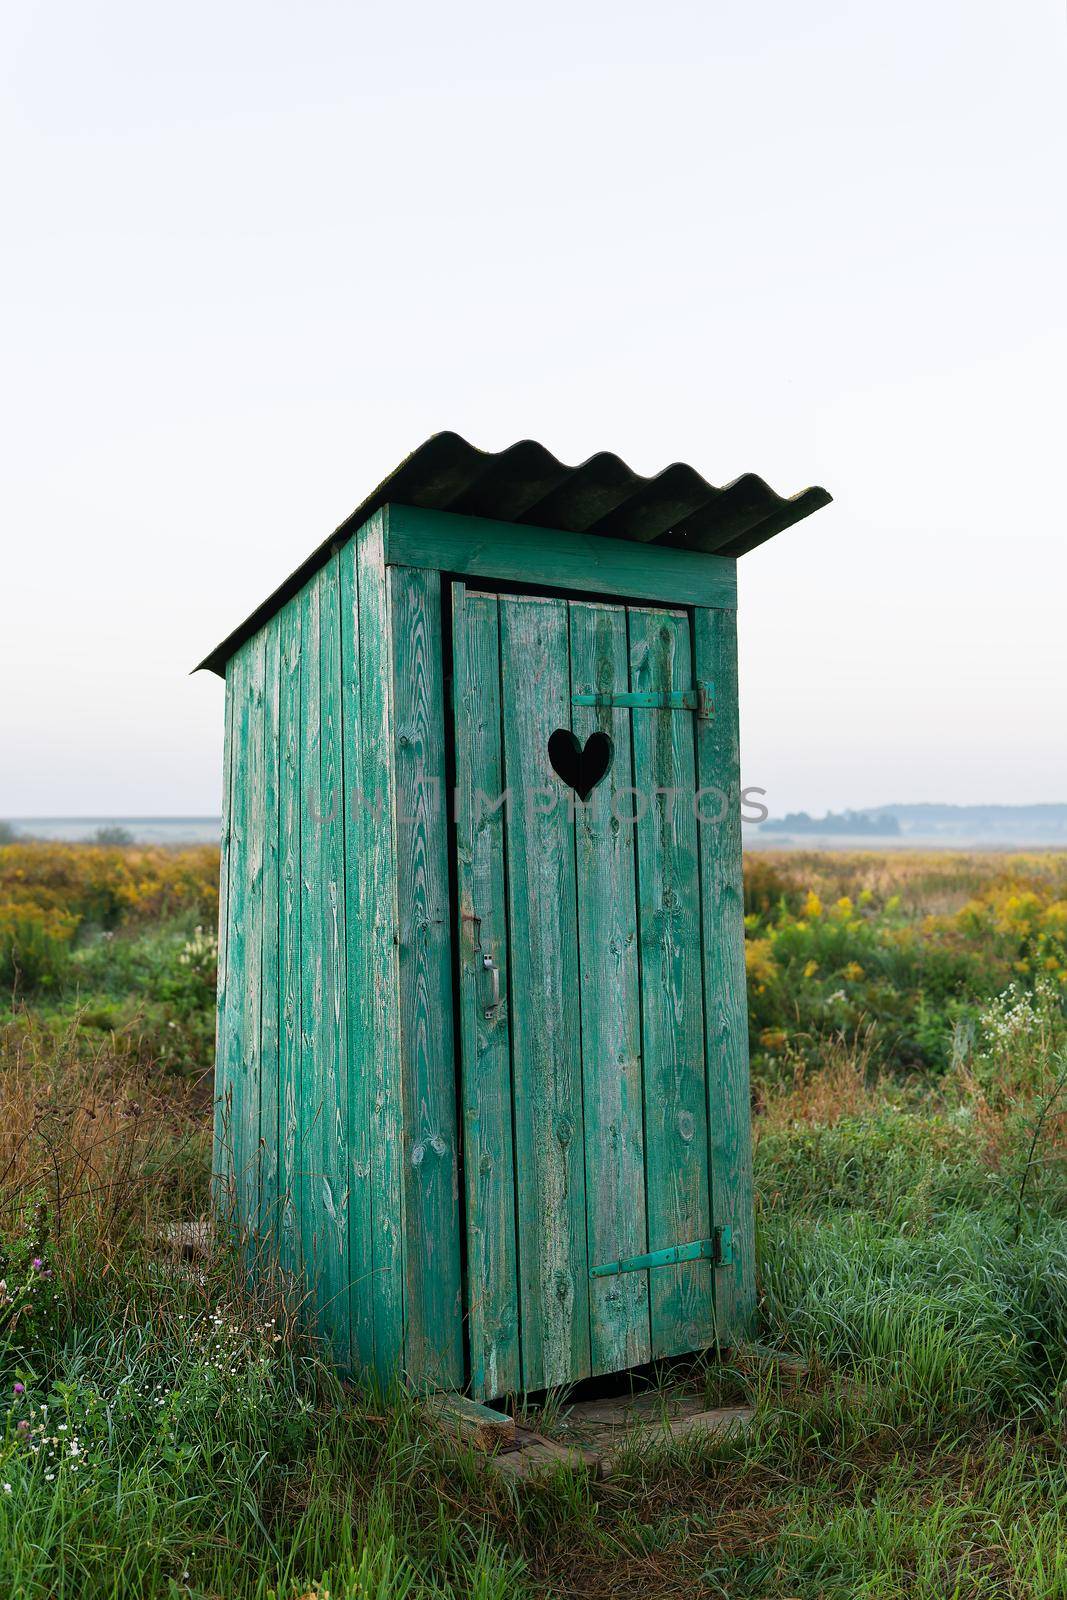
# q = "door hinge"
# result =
<box><xmin>572</xmin><ymin>683</ymin><xmax>714</xmax><ymax>718</ymax></box>
<box><xmin>590</xmin><ymin>1226</ymin><xmax>733</xmax><ymax>1279</ymax></box>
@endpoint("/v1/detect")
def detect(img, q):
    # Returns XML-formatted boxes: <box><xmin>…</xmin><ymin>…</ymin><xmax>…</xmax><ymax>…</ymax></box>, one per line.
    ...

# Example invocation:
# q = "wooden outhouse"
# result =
<box><xmin>199</xmin><ymin>433</ymin><xmax>831</xmax><ymax>1401</ymax></box>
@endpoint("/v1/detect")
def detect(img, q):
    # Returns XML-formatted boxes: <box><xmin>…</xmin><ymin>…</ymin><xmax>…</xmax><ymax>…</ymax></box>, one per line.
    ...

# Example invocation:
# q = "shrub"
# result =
<box><xmin>0</xmin><ymin>904</ymin><xmax>79</xmax><ymax>995</ymax></box>
<box><xmin>0</xmin><ymin>843</ymin><xmax>219</xmax><ymax>931</ymax></box>
<box><xmin>743</xmin><ymin>855</ymin><xmax>1067</xmax><ymax>1078</ymax></box>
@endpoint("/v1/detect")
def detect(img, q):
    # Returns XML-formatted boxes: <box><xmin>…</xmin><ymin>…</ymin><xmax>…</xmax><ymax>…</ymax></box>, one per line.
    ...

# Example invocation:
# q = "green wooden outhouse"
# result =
<box><xmin>199</xmin><ymin>433</ymin><xmax>831</xmax><ymax>1401</ymax></box>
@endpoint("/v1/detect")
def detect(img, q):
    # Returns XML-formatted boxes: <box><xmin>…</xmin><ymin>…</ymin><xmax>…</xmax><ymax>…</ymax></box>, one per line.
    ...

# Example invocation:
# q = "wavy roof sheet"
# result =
<box><xmin>196</xmin><ymin>432</ymin><xmax>831</xmax><ymax>675</ymax></box>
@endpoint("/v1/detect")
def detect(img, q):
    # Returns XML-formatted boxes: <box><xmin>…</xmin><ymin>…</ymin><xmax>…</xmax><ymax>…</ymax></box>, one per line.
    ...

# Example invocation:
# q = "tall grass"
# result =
<box><xmin>1</xmin><ymin>849</ymin><xmax>1066</xmax><ymax>1595</ymax></box>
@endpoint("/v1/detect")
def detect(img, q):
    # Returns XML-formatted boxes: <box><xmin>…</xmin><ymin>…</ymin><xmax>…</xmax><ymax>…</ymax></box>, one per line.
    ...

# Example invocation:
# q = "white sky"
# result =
<box><xmin>3</xmin><ymin>0</ymin><xmax>1065</xmax><ymax>818</ymax></box>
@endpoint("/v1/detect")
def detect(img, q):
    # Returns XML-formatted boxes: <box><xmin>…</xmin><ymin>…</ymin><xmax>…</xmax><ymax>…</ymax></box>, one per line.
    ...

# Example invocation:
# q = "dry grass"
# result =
<box><xmin>754</xmin><ymin>1027</ymin><xmax>883</xmax><ymax>1134</ymax></box>
<box><xmin>0</xmin><ymin>1013</ymin><xmax>208</xmax><ymax>1257</ymax></box>
<box><xmin>752</xmin><ymin>849</ymin><xmax>1067</xmax><ymax>916</ymax></box>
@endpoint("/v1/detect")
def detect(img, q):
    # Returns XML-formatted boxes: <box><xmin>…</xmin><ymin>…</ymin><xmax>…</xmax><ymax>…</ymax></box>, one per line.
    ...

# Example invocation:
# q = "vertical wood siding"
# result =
<box><xmin>353</xmin><ymin>513</ymin><xmax>407</xmax><ymax>1376</ymax></box>
<box><xmin>452</xmin><ymin>586</ymin><xmax>521</xmax><ymax>1399</ymax></box>
<box><xmin>213</xmin><ymin>650</ymin><xmax>237</xmax><ymax>1209</ymax></box>
<box><xmin>694</xmin><ymin>606</ymin><xmax>756</xmax><ymax>1343</ymax></box>
<box><xmin>499</xmin><ymin>595</ymin><xmax>590</xmax><ymax>1393</ymax></box>
<box><xmin>339</xmin><ymin>537</ymin><xmax>374</xmax><ymax>1368</ymax></box>
<box><xmin>215</xmin><ymin>510</ymin><xmax>438</xmax><ymax>1377</ymax></box>
<box><xmin>277</xmin><ymin>602</ymin><xmax>303</xmax><ymax>1278</ymax></box>
<box><xmin>317</xmin><ymin>560</ymin><xmax>351</xmax><ymax>1368</ymax></box>
<box><xmin>569</xmin><ymin>602</ymin><xmax>651</xmax><ymax>1375</ymax></box>
<box><xmin>297</xmin><ymin>577</ymin><xmax>324</xmax><ymax>1325</ymax></box>
<box><xmin>258</xmin><ymin>621</ymin><xmax>281</xmax><ymax>1257</ymax></box>
<box><xmin>628</xmin><ymin>608</ymin><xmax>714</xmax><ymax>1358</ymax></box>
<box><xmin>222</xmin><ymin>643</ymin><xmax>251</xmax><ymax>1234</ymax></box>
<box><xmin>389</xmin><ymin>565</ymin><xmax>463</xmax><ymax>1389</ymax></box>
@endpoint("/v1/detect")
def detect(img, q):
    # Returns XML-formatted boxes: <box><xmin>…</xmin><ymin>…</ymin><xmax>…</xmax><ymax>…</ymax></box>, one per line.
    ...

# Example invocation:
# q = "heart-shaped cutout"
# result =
<box><xmin>547</xmin><ymin>728</ymin><xmax>614</xmax><ymax>802</ymax></box>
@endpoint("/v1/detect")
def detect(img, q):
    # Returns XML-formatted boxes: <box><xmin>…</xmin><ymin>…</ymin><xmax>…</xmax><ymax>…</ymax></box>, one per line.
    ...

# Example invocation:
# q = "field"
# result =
<box><xmin>1</xmin><ymin>843</ymin><xmax>1066</xmax><ymax>1598</ymax></box>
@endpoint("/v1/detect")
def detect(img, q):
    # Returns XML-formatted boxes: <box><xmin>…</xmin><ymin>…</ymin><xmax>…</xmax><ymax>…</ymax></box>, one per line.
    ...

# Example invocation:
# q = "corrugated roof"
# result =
<box><xmin>196</xmin><ymin>432</ymin><xmax>831</xmax><ymax>675</ymax></box>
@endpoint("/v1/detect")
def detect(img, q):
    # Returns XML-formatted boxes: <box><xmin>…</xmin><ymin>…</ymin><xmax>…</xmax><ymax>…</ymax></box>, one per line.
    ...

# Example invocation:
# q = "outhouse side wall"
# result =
<box><xmin>213</xmin><ymin>508</ymin><xmax>464</xmax><ymax>1386</ymax></box>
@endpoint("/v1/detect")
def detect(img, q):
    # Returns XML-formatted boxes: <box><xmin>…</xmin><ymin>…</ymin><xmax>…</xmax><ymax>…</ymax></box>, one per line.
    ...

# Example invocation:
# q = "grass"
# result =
<box><xmin>0</xmin><ymin>843</ymin><xmax>1066</xmax><ymax>1595</ymax></box>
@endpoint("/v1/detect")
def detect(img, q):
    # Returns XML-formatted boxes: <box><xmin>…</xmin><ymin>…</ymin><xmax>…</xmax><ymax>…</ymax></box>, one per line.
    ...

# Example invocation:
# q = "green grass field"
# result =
<box><xmin>1</xmin><ymin>844</ymin><xmax>1066</xmax><ymax>1598</ymax></box>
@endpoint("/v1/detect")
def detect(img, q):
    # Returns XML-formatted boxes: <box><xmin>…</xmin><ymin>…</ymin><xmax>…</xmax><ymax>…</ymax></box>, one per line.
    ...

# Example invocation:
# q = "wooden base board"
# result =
<box><xmin>482</xmin><ymin>1393</ymin><xmax>754</xmax><ymax>1481</ymax></box>
<box><xmin>423</xmin><ymin>1393</ymin><xmax>516</xmax><ymax>1451</ymax></box>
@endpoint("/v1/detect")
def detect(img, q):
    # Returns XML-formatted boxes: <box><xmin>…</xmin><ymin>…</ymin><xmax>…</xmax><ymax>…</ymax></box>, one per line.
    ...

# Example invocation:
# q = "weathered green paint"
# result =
<box><xmin>628</xmin><ymin>608</ymin><xmax>715</xmax><ymax>1358</ymax></box>
<box><xmin>276</xmin><ymin>600</ymin><xmax>303</xmax><ymax>1278</ymax></box>
<box><xmin>213</xmin><ymin>492</ymin><xmax>767</xmax><ymax>1400</ymax></box>
<box><xmin>316</xmin><ymin>560</ymin><xmax>351</xmax><ymax>1368</ymax></box>
<box><xmin>694</xmin><ymin>606</ymin><xmax>757</xmax><ymax>1343</ymax></box>
<box><xmin>452</xmin><ymin>585</ymin><xmax>521</xmax><ymax>1400</ymax></box>
<box><xmin>390</xmin><ymin>565</ymin><xmax>463</xmax><ymax>1389</ymax></box>
<box><xmin>297</xmin><ymin>578</ymin><xmax>324</xmax><ymax>1320</ymax></box>
<box><xmin>213</xmin><ymin>647</ymin><xmax>237</xmax><ymax>1209</ymax></box>
<box><xmin>355</xmin><ymin>512</ymin><xmax>406</xmax><ymax>1376</ymax></box>
<box><xmin>385</xmin><ymin>504</ymin><xmax>737</xmax><ymax>612</ymax></box>
<box><xmin>499</xmin><ymin>594</ymin><xmax>590</xmax><ymax>1392</ymax></box>
<box><xmin>258</xmin><ymin>619</ymin><xmax>281</xmax><ymax>1250</ymax></box>
<box><xmin>224</xmin><ymin>644</ymin><xmax>253</xmax><ymax>1225</ymax></box>
<box><xmin>338</xmin><ymin>537</ymin><xmax>373</xmax><ymax>1368</ymax></box>
<box><xmin>569</xmin><ymin>601</ymin><xmax>651</xmax><ymax>1377</ymax></box>
<box><xmin>240</xmin><ymin>632</ymin><xmax>266</xmax><ymax>1261</ymax></box>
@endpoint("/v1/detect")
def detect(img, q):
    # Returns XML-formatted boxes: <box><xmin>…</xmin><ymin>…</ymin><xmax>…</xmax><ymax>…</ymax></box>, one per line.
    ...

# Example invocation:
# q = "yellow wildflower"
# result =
<box><xmin>745</xmin><ymin>938</ymin><xmax>777</xmax><ymax>986</ymax></box>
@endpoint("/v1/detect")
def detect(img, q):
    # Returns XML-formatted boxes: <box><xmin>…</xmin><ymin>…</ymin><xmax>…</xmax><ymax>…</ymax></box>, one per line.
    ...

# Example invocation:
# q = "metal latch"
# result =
<box><xmin>481</xmin><ymin>951</ymin><xmax>502</xmax><ymax>1018</ymax></box>
<box><xmin>589</xmin><ymin>1227</ymin><xmax>733</xmax><ymax>1279</ymax></box>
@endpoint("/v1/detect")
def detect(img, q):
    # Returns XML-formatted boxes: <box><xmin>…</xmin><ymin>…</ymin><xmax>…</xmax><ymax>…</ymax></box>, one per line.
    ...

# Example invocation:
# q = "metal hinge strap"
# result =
<box><xmin>572</xmin><ymin>684</ymin><xmax>714</xmax><ymax>717</ymax></box>
<box><xmin>589</xmin><ymin>1226</ymin><xmax>733</xmax><ymax>1279</ymax></box>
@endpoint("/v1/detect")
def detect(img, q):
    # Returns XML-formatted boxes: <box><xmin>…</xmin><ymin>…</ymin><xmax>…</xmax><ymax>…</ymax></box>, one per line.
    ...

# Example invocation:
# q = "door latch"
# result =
<box><xmin>481</xmin><ymin>952</ymin><xmax>502</xmax><ymax>1018</ymax></box>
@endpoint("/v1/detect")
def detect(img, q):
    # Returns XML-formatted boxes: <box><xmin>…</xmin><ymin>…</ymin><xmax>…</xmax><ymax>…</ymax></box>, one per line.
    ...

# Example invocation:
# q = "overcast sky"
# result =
<box><xmin>3</xmin><ymin>0</ymin><xmax>1064</xmax><ymax>818</ymax></box>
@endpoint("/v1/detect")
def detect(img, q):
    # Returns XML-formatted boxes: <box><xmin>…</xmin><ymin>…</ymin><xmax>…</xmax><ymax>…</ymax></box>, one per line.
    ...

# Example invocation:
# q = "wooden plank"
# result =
<box><xmin>490</xmin><ymin>1428</ymin><xmax>600</xmax><ymax>1480</ymax></box>
<box><xmin>499</xmin><ymin>594</ymin><xmax>590</xmax><ymax>1391</ymax></box>
<box><xmin>238</xmin><ymin>630</ymin><xmax>266</xmax><ymax>1259</ymax></box>
<box><xmin>276</xmin><ymin>597</ymin><xmax>303</xmax><ymax>1279</ymax></box>
<box><xmin>627</xmin><ymin>607</ymin><xmax>715</xmax><ymax>1358</ymax></box>
<box><xmin>693</xmin><ymin>605</ymin><xmax>756</xmax><ymax>1344</ymax></box>
<box><xmin>568</xmin><ymin>601</ymin><xmax>651</xmax><ymax>1376</ymax></box>
<box><xmin>212</xmin><ymin>653</ymin><xmax>237</xmax><ymax>1210</ymax></box>
<box><xmin>597</xmin><ymin>1406</ymin><xmax>752</xmax><ymax>1476</ymax></box>
<box><xmin>389</xmin><ymin>565</ymin><xmax>463</xmax><ymax>1389</ymax></box>
<box><xmin>385</xmin><ymin>504</ymin><xmax>737</xmax><ymax>613</ymax></box>
<box><xmin>339</xmin><ymin>537</ymin><xmax>374</xmax><ymax>1370</ymax></box>
<box><xmin>297</xmin><ymin>578</ymin><xmax>324</xmax><ymax>1323</ymax></box>
<box><xmin>258</xmin><ymin>616</ymin><xmax>281</xmax><ymax>1258</ymax></box>
<box><xmin>317</xmin><ymin>557</ymin><xmax>352</xmax><ymax>1369</ymax></box>
<box><xmin>423</xmin><ymin>1393</ymin><xmax>516</xmax><ymax>1451</ymax></box>
<box><xmin>355</xmin><ymin>510</ymin><xmax>406</xmax><ymax>1376</ymax></box>
<box><xmin>220</xmin><ymin>645</ymin><xmax>250</xmax><ymax>1230</ymax></box>
<box><xmin>452</xmin><ymin>585</ymin><xmax>521</xmax><ymax>1401</ymax></box>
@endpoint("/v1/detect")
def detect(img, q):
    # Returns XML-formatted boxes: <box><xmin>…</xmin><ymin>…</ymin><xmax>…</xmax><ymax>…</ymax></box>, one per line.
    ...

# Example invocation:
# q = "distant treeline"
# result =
<box><xmin>762</xmin><ymin>809</ymin><xmax>901</xmax><ymax>836</ymax></box>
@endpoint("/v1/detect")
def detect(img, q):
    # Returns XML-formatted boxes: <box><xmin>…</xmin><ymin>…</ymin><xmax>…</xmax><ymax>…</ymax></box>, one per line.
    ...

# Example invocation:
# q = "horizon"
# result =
<box><xmin>6</xmin><ymin>796</ymin><xmax>1067</xmax><ymax>852</ymax></box>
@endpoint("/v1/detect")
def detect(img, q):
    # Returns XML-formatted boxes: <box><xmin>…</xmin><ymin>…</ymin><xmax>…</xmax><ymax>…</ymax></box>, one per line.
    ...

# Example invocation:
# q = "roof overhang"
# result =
<box><xmin>195</xmin><ymin>432</ymin><xmax>831</xmax><ymax>676</ymax></box>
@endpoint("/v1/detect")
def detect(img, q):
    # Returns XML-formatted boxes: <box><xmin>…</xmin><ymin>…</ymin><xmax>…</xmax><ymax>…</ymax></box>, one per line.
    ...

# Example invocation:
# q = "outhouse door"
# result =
<box><xmin>452</xmin><ymin>582</ymin><xmax>725</xmax><ymax>1400</ymax></box>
